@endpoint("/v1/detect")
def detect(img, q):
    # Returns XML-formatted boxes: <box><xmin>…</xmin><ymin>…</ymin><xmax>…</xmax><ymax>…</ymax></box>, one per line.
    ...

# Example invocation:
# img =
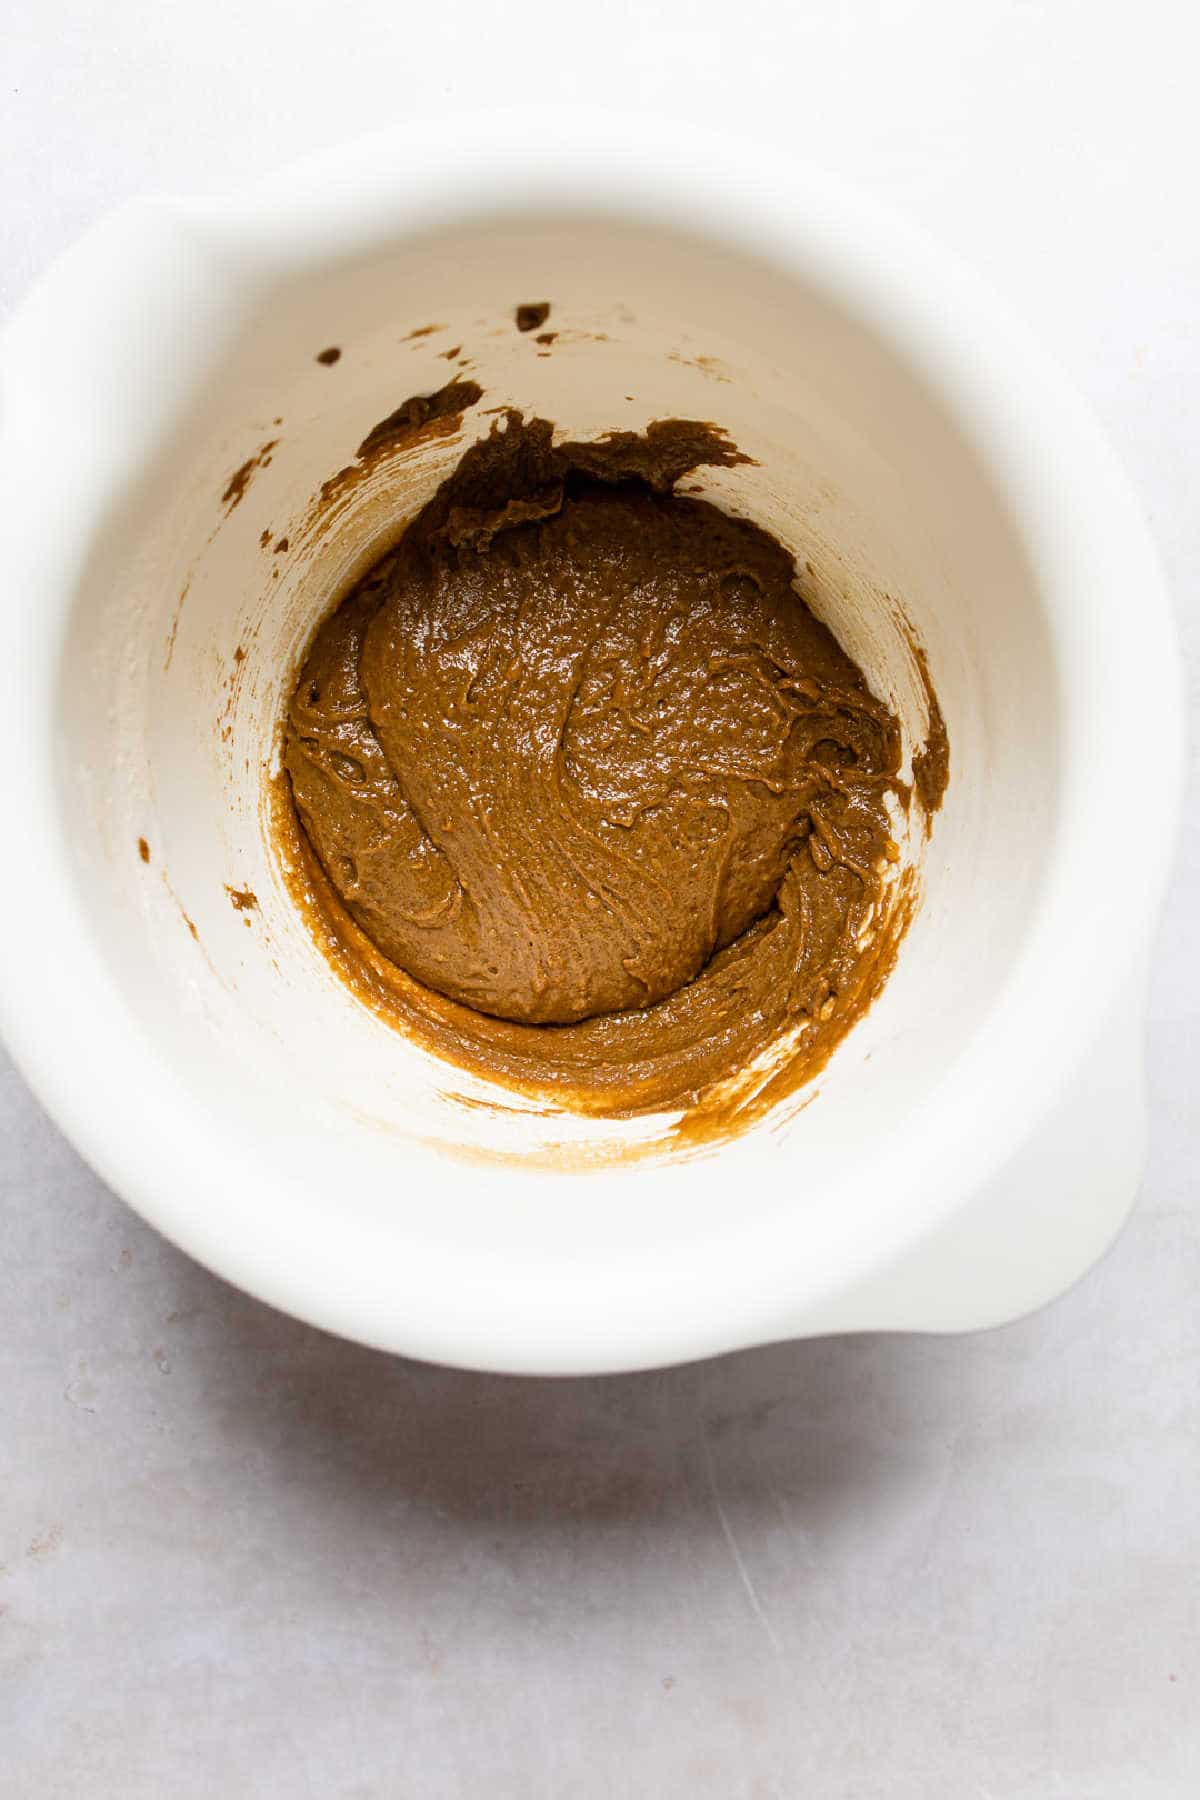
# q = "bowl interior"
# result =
<box><xmin>46</xmin><ymin>206</ymin><xmax>1056</xmax><ymax>1350</ymax></box>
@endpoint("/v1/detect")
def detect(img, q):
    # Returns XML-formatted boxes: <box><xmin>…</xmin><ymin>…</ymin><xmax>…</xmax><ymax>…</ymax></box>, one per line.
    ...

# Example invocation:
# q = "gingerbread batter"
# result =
<box><xmin>283</xmin><ymin>404</ymin><xmax>940</xmax><ymax>1124</ymax></box>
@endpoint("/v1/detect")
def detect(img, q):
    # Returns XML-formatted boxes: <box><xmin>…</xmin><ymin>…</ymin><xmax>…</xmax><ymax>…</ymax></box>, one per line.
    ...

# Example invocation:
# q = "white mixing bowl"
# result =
<box><xmin>0</xmin><ymin>117</ymin><xmax>1181</xmax><ymax>1374</ymax></box>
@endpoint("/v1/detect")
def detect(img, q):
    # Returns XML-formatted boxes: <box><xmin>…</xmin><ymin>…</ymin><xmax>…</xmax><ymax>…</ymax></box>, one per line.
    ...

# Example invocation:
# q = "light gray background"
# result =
<box><xmin>3</xmin><ymin>3</ymin><xmax>1197</xmax><ymax>1794</ymax></box>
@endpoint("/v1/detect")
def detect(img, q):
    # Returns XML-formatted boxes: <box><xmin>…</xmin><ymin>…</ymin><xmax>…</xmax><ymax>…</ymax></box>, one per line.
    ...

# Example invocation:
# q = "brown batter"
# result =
<box><xmin>283</xmin><ymin>405</ymin><xmax>941</xmax><ymax>1126</ymax></box>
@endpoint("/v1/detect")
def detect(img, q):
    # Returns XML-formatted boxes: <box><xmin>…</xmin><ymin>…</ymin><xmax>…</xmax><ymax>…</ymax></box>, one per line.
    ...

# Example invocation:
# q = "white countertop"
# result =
<box><xmin>2</xmin><ymin>3</ymin><xmax>1197</xmax><ymax>1793</ymax></box>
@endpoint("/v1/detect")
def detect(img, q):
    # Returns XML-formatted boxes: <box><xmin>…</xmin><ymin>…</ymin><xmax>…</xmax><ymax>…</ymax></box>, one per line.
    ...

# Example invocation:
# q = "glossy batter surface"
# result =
<box><xmin>284</xmin><ymin>408</ymin><xmax>924</xmax><ymax>1122</ymax></box>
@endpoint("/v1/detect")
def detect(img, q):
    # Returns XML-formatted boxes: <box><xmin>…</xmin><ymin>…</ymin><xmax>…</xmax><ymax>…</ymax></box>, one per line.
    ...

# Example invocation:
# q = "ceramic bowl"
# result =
<box><xmin>0</xmin><ymin>116</ymin><xmax>1181</xmax><ymax>1373</ymax></box>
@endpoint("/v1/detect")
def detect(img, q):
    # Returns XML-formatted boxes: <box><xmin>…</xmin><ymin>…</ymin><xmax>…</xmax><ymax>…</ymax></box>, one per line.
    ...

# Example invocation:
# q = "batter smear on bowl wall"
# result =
<box><xmin>280</xmin><ymin>394</ymin><xmax>947</xmax><ymax>1138</ymax></box>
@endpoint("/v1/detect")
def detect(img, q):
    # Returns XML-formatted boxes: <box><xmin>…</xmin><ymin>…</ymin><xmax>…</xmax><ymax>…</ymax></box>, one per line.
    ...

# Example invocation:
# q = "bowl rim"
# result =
<box><xmin>0</xmin><ymin>110</ymin><xmax>1183</xmax><ymax>1373</ymax></box>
